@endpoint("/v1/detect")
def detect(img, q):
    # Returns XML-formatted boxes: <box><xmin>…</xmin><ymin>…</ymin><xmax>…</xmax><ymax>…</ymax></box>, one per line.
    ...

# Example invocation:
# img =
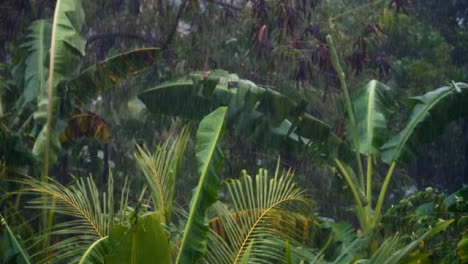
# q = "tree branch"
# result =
<box><xmin>162</xmin><ymin>0</ymin><xmax>189</xmax><ymax>50</ymax></box>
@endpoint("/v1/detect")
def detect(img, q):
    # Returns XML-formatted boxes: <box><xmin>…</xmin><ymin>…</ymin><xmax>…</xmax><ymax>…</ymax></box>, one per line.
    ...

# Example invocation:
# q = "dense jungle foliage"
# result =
<box><xmin>1</xmin><ymin>0</ymin><xmax>468</xmax><ymax>263</ymax></box>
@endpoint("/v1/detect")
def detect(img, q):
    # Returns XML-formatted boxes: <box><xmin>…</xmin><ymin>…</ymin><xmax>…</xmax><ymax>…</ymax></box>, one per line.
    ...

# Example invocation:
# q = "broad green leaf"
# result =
<box><xmin>33</xmin><ymin>0</ymin><xmax>86</xmax><ymax>167</ymax></box>
<box><xmin>138</xmin><ymin>70</ymin><xmax>352</xmax><ymax>161</ymax></box>
<box><xmin>381</xmin><ymin>83</ymin><xmax>468</xmax><ymax>163</ymax></box>
<box><xmin>352</xmin><ymin>80</ymin><xmax>394</xmax><ymax>155</ymax></box>
<box><xmin>1</xmin><ymin>214</ymin><xmax>31</xmax><ymax>264</ymax></box>
<box><xmin>176</xmin><ymin>107</ymin><xmax>227</xmax><ymax>264</ymax></box>
<box><xmin>16</xmin><ymin>20</ymin><xmax>51</xmax><ymax>110</ymax></box>
<box><xmin>104</xmin><ymin>214</ymin><xmax>170</xmax><ymax>264</ymax></box>
<box><xmin>67</xmin><ymin>48</ymin><xmax>160</xmax><ymax>105</ymax></box>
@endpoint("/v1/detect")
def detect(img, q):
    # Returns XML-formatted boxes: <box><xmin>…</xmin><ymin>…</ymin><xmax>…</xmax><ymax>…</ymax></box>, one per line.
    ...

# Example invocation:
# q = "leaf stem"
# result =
<box><xmin>326</xmin><ymin>34</ymin><xmax>365</xmax><ymax>189</ymax></box>
<box><xmin>333</xmin><ymin>158</ymin><xmax>368</xmax><ymax>230</ymax></box>
<box><xmin>366</xmin><ymin>156</ymin><xmax>372</xmax><ymax>207</ymax></box>
<box><xmin>372</xmin><ymin>161</ymin><xmax>396</xmax><ymax>227</ymax></box>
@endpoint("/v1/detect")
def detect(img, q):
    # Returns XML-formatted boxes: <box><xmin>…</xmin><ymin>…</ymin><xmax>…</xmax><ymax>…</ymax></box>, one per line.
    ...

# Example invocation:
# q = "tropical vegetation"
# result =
<box><xmin>1</xmin><ymin>0</ymin><xmax>468</xmax><ymax>263</ymax></box>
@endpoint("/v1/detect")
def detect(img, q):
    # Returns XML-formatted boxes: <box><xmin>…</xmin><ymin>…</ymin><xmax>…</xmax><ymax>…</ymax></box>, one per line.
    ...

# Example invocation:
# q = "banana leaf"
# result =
<box><xmin>33</xmin><ymin>0</ymin><xmax>86</xmax><ymax>166</ymax></box>
<box><xmin>139</xmin><ymin>70</ymin><xmax>352</xmax><ymax>162</ymax></box>
<box><xmin>16</xmin><ymin>20</ymin><xmax>51</xmax><ymax>110</ymax></box>
<box><xmin>381</xmin><ymin>83</ymin><xmax>468</xmax><ymax>164</ymax></box>
<box><xmin>104</xmin><ymin>214</ymin><xmax>170</xmax><ymax>264</ymax></box>
<box><xmin>67</xmin><ymin>48</ymin><xmax>159</xmax><ymax>105</ymax></box>
<box><xmin>352</xmin><ymin>80</ymin><xmax>395</xmax><ymax>155</ymax></box>
<box><xmin>176</xmin><ymin>107</ymin><xmax>227</xmax><ymax>264</ymax></box>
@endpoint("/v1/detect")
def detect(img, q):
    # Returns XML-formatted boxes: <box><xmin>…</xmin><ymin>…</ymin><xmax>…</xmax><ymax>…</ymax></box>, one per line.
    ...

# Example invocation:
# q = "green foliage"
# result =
<box><xmin>176</xmin><ymin>107</ymin><xmax>227</xmax><ymax>264</ymax></box>
<box><xmin>18</xmin><ymin>173</ymin><xmax>118</xmax><ymax>263</ymax></box>
<box><xmin>33</xmin><ymin>0</ymin><xmax>86</xmax><ymax>168</ymax></box>
<box><xmin>206</xmin><ymin>167</ymin><xmax>312</xmax><ymax>264</ymax></box>
<box><xmin>134</xmin><ymin>126</ymin><xmax>190</xmax><ymax>224</ymax></box>
<box><xmin>1</xmin><ymin>214</ymin><xmax>31</xmax><ymax>264</ymax></box>
<box><xmin>352</xmin><ymin>80</ymin><xmax>395</xmax><ymax>155</ymax></box>
<box><xmin>381</xmin><ymin>83</ymin><xmax>468</xmax><ymax>164</ymax></box>
<box><xmin>138</xmin><ymin>70</ymin><xmax>352</xmax><ymax>162</ymax></box>
<box><xmin>15</xmin><ymin>20</ymin><xmax>51</xmax><ymax>110</ymax></box>
<box><xmin>104</xmin><ymin>213</ymin><xmax>170</xmax><ymax>264</ymax></box>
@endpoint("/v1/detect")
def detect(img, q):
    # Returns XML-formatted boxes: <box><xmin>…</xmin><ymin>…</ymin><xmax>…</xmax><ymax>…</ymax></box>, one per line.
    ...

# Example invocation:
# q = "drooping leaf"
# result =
<box><xmin>104</xmin><ymin>214</ymin><xmax>170</xmax><ymax>264</ymax></box>
<box><xmin>138</xmin><ymin>70</ymin><xmax>352</xmax><ymax>162</ymax></box>
<box><xmin>381</xmin><ymin>83</ymin><xmax>468</xmax><ymax>163</ymax></box>
<box><xmin>59</xmin><ymin>113</ymin><xmax>111</xmax><ymax>144</ymax></box>
<box><xmin>352</xmin><ymin>80</ymin><xmax>395</xmax><ymax>155</ymax></box>
<box><xmin>176</xmin><ymin>107</ymin><xmax>227</xmax><ymax>264</ymax></box>
<box><xmin>1</xmin><ymin>214</ymin><xmax>31</xmax><ymax>264</ymax></box>
<box><xmin>67</xmin><ymin>48</ymin><xmax>159</xmax><ymax>106</ymax></box>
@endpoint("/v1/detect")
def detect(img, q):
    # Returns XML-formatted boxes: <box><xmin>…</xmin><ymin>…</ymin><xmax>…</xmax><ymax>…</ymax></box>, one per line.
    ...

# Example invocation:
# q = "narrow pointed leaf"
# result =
<box><xmin>176</xmin><ymin>107</ymin><xmax>227</xmax><ymax>264</ymax></box>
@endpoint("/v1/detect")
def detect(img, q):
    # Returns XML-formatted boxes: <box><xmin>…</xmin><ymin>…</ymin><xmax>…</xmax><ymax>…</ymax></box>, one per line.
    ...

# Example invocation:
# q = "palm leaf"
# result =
<box><xmin>206</xmin><ymin>166</ymin><xmax>313</xmax><ymax>264</ymax></box>
<box><xmin>352</xmin><ymin>80</ymin><xmax>395</xmax><ymax>155</ymax></box>
<box><xmin>18</xmin><ymin>173</ymin><xmax>118</xmax><ymax>263</ymax></box>
<box><xmin>134</xmin><ymin>126</ymin><xmax>190</xmax><ymax>224</ymax></box>
<box><xmin>176</xmin><ymin>107</ymin><xmax>227</xmax><ymax>264</ymax></box>
<box><xmin>381</xmin><ymin>83</ymin><xmax>468</xmax><ymax>163</ymax></box>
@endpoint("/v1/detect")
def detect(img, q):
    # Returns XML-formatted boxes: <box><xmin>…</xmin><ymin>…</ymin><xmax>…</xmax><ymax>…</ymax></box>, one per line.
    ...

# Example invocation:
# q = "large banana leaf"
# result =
<box><xmin>104</xmin><ymin>214</ymin><xmax>170</xmax><ymax>264</ymax></box>
<box><xmin>352</xmin><ymin>80</ymin><xmax>395</xmax><ymax>155</ymax></box>
<box><xmin>33</xmin><ymin>0</ymin><xmax>86</xmax><ymax>167</ymax></box>
<box><xmin>16</xmin><ymin>20</ymin><xmax>51</xmax><ymax>110</ymax></box>
<box><xmin>381</xmin><ymin>83</ymin><xmax>468</xmax><ymax>164</ymax></box>
<box><xmin>138</xmin><ymin>70</ymin><xmax>352</xmax><ymax>161</ymax></box>
<box><xmin>67</xmin><ymin>48</ymin><xmax>159</xmax><ymax>105</ymax></box>
<box><xmin>176</xmin><ymin>107</ymin><xmax>227</xmax><ymax>264</ymax></box>
<box><xmin>1</xmin><ymin>214</ymin><xmax>31</xmax><ymax>264</ymax></box>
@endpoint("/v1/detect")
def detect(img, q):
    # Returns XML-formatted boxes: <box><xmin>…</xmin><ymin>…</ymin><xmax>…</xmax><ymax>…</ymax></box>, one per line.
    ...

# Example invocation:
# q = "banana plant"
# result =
<box><xmin>326</xmin><ymin>34</ymin><xmax>467</xmax><ymax>235</ymax></box>
<box><xmin>137</xmin><ymin>35</ymin><xmax>466</xmax><ymax>237</ymax></box>
<box><xmin>138</xmin><ymin>70</ymin><xmax>353</xmax><ymax>162</ymax></box>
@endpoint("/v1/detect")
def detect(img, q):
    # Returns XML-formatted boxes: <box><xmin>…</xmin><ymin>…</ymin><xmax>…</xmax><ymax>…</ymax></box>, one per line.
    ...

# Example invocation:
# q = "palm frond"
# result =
<box><xmin>134</xmin><ymin>125</ymin><xmax>190</xmax><ymax>224</ymax></box>
<box><xmin>17</xmin><ymin>173</ymin><xmax>123</xmax><ymax>263</ymax></box>
<box><xmin>206</xmin><ymin>165</ymin><xmax>314</xmax><ymax>264</ymax></box>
